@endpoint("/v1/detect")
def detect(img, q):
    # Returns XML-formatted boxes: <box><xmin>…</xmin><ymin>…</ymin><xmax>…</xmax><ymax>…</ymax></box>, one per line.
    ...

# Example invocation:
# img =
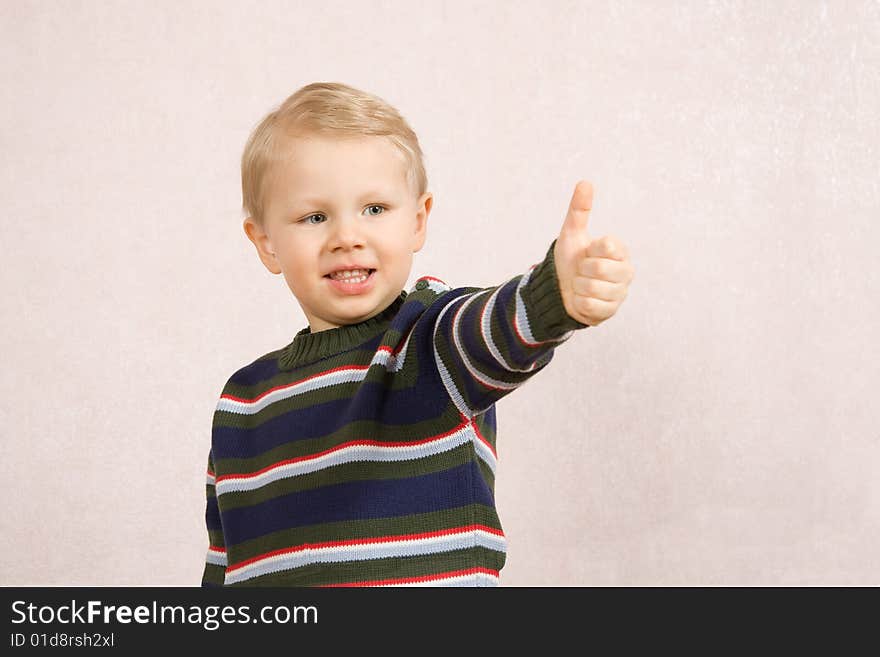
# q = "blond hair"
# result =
<box><xmin>241</xmin><ymin>81</ymin><xmax>428</xmax><ymax>226</ymax></box>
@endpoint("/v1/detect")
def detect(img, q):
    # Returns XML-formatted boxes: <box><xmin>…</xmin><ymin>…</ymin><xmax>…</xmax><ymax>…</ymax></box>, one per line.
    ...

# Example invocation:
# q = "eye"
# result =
<box><xmin>298</xmin><ymin>205</ymin><xmax>386</xmax><ymax>224</ymax></box>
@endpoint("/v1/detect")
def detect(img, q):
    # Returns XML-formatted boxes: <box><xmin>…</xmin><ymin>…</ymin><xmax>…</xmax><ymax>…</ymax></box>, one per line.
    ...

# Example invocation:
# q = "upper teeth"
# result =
<box><xmin>330</xmin><ymin>269</ymin><xmax>370</xmax><ymax>280</ymax></box>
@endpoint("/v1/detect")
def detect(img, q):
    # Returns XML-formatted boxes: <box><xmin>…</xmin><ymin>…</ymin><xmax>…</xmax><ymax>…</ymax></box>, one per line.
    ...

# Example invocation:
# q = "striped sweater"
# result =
<box><xmin>201</xmin><ymin>238</ymin><xmax>589</xmax><ymax>587</ymax></box>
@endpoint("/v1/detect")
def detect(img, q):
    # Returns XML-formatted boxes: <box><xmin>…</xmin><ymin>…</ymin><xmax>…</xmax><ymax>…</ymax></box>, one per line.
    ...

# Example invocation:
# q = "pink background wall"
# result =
<box><xmin>2</xmin><ymin>0</ymin><xmax>877</xmax><ymax>585</ymax></box>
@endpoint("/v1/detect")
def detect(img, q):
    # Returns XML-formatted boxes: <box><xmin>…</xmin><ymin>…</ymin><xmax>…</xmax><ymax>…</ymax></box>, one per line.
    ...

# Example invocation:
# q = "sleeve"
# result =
<box><xmin>200</xmin><ymin>448</ymin><xmax>228</xmax><ymax>587</ymax></box>
<box><xmin>431</xmin><ymin>237</ymin><xmax>590</xmax><ymax>418</ymax></box>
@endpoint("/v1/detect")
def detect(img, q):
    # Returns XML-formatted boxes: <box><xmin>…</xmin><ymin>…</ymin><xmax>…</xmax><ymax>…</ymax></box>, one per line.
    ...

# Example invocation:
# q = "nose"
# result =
<box><xmin>327</xmin><ymin>215</ymin><xmax>365</xmax><ymax>251</ymax></box>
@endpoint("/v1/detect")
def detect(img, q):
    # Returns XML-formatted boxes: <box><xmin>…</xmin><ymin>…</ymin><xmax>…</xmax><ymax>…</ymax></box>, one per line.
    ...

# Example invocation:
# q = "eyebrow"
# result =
<box><xmin>295</xmin><ymin>190</ymin><xmax>393</xmax><ymax>206</ymax></box>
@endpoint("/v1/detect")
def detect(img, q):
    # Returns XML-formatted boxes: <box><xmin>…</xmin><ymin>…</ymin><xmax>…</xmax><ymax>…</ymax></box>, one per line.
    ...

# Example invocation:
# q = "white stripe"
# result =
<box><xmin>471</xmin><ymin>435</ymin><xmax>497</xmax><ymax>474</ymax></box>
<box><xmin>217</xmin><ymin>367</ymin><xmax>367</xmax><ymax>415</ymax></box>
<box><xmin>513</xmin><ymin>266</ymin><xmax>575</xmax><ymax>347</ymax></box>
<box><xmin>482</xmin><ymin>284</ymin><xmax>543</xmax><ymax>373</ymax></box>
<box><xmin>216</xmin><ymin>424</ymin><xmax>473</xmax><ymax>496</ymax></box>
<box><xmin>215</xmin><ymin>270</ymin><xmax>569</xmax><ymax>419</ymax></box>
<box><xmin>382</xmin><ymin>327</ymin><xmax>413</xmax><ymax>373</ymax></box>
<box><xmin>205</xmin><ymin>548</ymin><xmax>227</xmax><ymax>567</ymax></box>
<box><xmin>452</xmin><ymin>289</ymin><xmax>524</xmax><ymax>392</ymax></box>
<box><xmin>433</xmin><ymin>293</ymin><xmax>478</xmax><ymax>418</ymax></box>
<box><xmin>418</xmin><ymin>278</ymin><xmax>451</xmax><ymax>294</ymax></box>
<box><xmin>513</xmin><ymin>267</ymin><xmax>539</xmax><ymax>345</ymax></box>
<box><xmin>224</xmin><ymin>528</ymin><xmax>506</xmax><ymax>585</ymax></box>
<box><xmin>216</xmin><ymin>341</ymin><xmax>420</xmax><ymax>417</ymax></box>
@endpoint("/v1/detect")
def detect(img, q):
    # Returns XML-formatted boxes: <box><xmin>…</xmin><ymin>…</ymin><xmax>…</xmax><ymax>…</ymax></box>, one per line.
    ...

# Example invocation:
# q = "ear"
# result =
<box><xmin>243</xmin><ymin>217</ymin><xmax>282</xmax><ymax>274</ymax></box>
<box><xmin>412</xmin><ymin>192</ymin><xmax>432</xmax><ymax>253</ymax></box>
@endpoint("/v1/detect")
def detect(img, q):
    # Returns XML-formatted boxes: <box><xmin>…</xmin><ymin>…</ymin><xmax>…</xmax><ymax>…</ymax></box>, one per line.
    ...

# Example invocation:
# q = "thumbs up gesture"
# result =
<box><xmin>553</xmin><ymin>181</ymin><xmax>635</xmax><ymax>327</ymax></box>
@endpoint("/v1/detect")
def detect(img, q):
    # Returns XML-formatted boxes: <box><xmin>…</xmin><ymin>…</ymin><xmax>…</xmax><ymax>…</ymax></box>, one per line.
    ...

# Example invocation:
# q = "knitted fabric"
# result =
<box><xmin>201</xmin><ymin>238</ymin><xmax>589</xmax><ymax>587</ymax></box>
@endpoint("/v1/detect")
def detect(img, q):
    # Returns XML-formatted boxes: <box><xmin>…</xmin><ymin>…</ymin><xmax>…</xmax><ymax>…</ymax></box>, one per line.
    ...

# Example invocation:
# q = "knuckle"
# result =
<box><xmin>578</xmin><ymin>297</ymin><xmax>595</xmax><ymax>315</ymax></box>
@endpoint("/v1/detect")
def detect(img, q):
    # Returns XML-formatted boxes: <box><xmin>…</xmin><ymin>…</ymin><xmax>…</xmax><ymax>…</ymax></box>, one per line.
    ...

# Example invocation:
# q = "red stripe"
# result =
<box><xmin>360</xmin><ymin>335</ymin><xmax>410</xmax><ymax>358</ymax></box>
<box><xmin>512</xmin><ymin>301</ymin><xmax>538</xmax><ymax>347</ymax></box>
<box><xmin>480</xmin><ymin>288</ymin><xmax>540</xmax><ymax>375</ymax></box>
<box><xmin>216</xmin><ymin>418</ymin><xmax>470</xmax><ymax>483</ymax></box>
<box><xmin>512</xmin><ymin>274</ymin><xmax>557</xmax><ymax>347</ymax></box>
<box><xmin>470</xmin><ymin>417</ymin><xmax>497</xmax><ymax>458</ymax></box>
<box><xmin>318</xmin><ymin>567</ymin><xmax>499</xmax><ymax>587</ymax></box>
<box><xmin>220</xmin><ymin>364</ymin><xmax>370</xmax><ymax>404</ymax></box>
<box><xmin>226</xmin><ymin>525</ymin><xmax>505</xmax><ymax>573</ymax></box>
<box><xmin>451</xmin><ymin>298</ymin><xmax>510</xmax><ymax>392</ymax></box>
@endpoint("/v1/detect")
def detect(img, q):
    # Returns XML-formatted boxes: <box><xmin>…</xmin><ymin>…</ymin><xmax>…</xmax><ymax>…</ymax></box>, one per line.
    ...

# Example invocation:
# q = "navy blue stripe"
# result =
<box><xmin>215</xmin><ymin>290</ymin><xmax>468</xmax><ymax>458</ymax></box>
<box><xmin>228</xmin><ymin>353</ymin><xmax>284</xmax><ymax>387</ymax></box>
<box><xmin>460</xmin><ymin>298</ymin><xmax>556</xmax><ymax>383</ymax></box>
<box><xmin>388</xmin><ymin>292</ymin><xmax>435</xmax><ymax>331</ymax></box>
<box><xmin>205</xmin><ymin>494</ymin><xmax>222</xmax><ymax>531</ymax></box>
<box><xmin>211</xmin><ymin>377</ymin><xmax>455</xmax><ymax>460</ymax></box>
<box><xmin>221</xmin><ymin>461</ymin><xmax>491</xmax><ymax>546</ymax></box>
<box><xmin>478</xmin><ymin>405</ymin><xmax>497</xmax><ymax>440</ymax></box>
<box><xmin>433</xmin><ymin>293</ymin><xmax>484</xmax><ymax>408</ymax></box>
<box><xmin>435</xmin><ymin>291</ymin><xmax>515</xmax><ymax>411</ymax></box>
<box><xmin>460</xmin><ymin>286</ymin><xmax>536</xmax><ymax>383</ymax></box>
<box><xmin>495</xmin><ymin>276</ymin><xmax>543</xmax><ymax>367</ymax></box>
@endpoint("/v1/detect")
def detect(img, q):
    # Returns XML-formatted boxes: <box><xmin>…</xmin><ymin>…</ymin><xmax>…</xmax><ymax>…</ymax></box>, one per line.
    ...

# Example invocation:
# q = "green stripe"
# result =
<box><xmin>473</xmin><ymin>412</ymin><xmax>497</xmax><ymax>451</ymax></box>
<box><xmin>201</xmin><ymin>563</ymin><xmax>226</xmax><ymax>586</ymax></box>
<box><xmin>215</xmin><ymin>404</ymin><xmax>462</xmax><ymax>474</ymax></box>
<box><xmin>490</xmin><ymin>291</ymin><xmax>526</xmax><ymax>371</ymax></box>
<box><xmin>476</xmin><ymin>458</ymin><xmax>495</xmax><ymax>490</ymax></box>
<box><xmin>434</xmin><ymin>287</ymin><xmax>556</xmax><ymax>413</ymax></box>
<box><xmin>467</xmin><ymin>286</ymin><xmax>537</xmax><ymax>384</ymax></box>
<box><xmin>384</xmin><ymin>327</ymin><xmax>421</xmax><ymax>388</ymax></box>
<box><xmin>227</xmin><ymin>546</ymin><xmax>506</xmax><ymax>587</ymax></box>
<box><xmin>229</xmin><ymin>503</ymin><xmax>503</xmax><ymax>564</ymax></box>
<box><xmin>208</xmin><ymin>529</ymin><xmax>225</xmax><ymax>547</ymax></box>
<box><xmin>214</xmin><ymin>354</ymin><xmax>432</xmax><ymax>430</ymax></box>
<box><xmin>217</xmin><ymin>444</ymin><xmax>475</xmax><ymax>511</ymax></box>
<box><xmin>200</xmin><ymin>277</ymin><xmax>551</xmax><ymax>588</ymax></box>
<box><xmin>219</xmin><ymin>337</ymin><xmax>407</xmax><ymax>404</ymax></box>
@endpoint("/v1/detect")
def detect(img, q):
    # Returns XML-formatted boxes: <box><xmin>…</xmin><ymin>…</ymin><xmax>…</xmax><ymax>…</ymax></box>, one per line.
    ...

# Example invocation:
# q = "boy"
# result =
<box><xmin>201</xmin><ymin>82</ymin><xmax>634</xmax><ymax>587</ymax></box>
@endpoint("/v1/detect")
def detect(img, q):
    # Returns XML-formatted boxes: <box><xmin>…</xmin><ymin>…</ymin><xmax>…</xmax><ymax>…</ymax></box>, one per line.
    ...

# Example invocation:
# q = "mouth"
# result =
<box><xmin>323</xmin><ymin>268</ymin><xmax>376</xmax><ymax>282</ymax></box>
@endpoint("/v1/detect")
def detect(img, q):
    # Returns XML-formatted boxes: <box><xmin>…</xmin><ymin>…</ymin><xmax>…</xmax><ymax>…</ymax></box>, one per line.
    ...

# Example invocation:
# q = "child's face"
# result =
<box><xmin>244</xmin><ymin>134</ymin><xmax>432</xmax><ymax>332</ymax></box>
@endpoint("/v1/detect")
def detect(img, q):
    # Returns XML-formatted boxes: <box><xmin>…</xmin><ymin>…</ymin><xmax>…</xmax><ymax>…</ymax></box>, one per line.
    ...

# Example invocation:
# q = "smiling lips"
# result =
<box><xmin>324</xmin><ymin>268</ymin><xmax>376</xmax><ymax>294</ymax></box>
<box><xmin>327</xmin><ymin>268</ymin><xmax>373</xmax><ymax>282</ymax></box>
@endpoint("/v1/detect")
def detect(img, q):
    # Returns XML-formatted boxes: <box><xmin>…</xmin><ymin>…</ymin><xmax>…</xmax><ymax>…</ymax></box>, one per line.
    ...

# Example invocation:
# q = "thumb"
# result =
<box><xmin>560</xmin><ymin>180</ymin><xmax>594</xmax><ymax>237</ymax></box>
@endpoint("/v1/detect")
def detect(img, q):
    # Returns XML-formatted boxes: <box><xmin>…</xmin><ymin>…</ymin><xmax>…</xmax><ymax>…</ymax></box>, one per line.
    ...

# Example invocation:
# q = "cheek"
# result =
<box><xmin>283</xmin><ymin>253</ymin><xmax>317</xmax><ymax>280</ymax></box>
<box><xmin>378</xmin><ymin>243</ymin><xmax>404</xmax><ymax>263</ymax></box>
<box><xmin>382</xmin><ymin>234</ymin><xmax>415</xmax><ymax>255</ymax></box>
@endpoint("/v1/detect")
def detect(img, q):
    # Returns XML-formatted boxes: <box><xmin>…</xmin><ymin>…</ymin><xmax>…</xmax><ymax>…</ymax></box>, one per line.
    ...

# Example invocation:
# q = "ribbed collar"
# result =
<box><xmin>279</xmin><ymin>291</ymin><xmax>408</xmax><ymax>370</ymax></box>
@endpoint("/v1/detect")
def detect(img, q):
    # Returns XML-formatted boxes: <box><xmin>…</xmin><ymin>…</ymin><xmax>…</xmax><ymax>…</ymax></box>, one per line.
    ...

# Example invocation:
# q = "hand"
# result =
<box><xmin>553</xmin><ymin>180</ymin><xmax>635</xmax><ymax>327</ymax></box>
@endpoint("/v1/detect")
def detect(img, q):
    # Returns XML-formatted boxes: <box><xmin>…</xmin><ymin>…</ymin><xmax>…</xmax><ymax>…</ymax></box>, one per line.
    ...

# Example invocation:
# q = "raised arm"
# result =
<box><xmin>430</xmin><ymin>237</ymin><xmax>589</xmax><ymax>418</ymax></box>
<box><xmin>429</xmin><ymin>181</ymin><xmax>634</xmax><ymax>418</ymax></box>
